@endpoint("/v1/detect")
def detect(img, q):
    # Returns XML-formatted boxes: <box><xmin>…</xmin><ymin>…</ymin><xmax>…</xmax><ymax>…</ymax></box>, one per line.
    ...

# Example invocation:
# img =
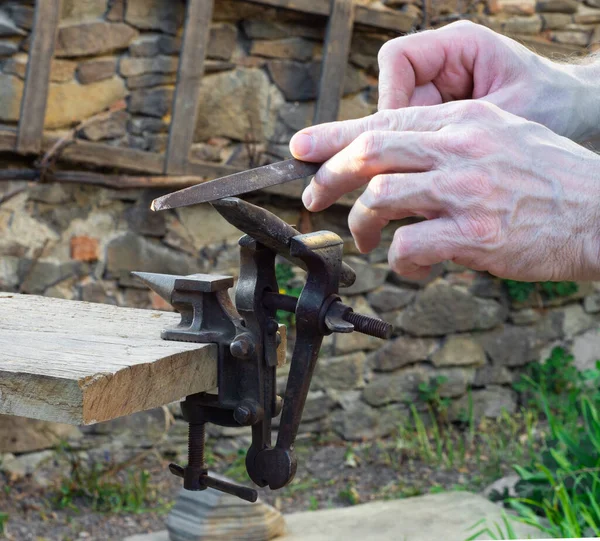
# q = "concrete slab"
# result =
<box><xmin>123</xmin><ymin>491</ymin><xmax>544</xmax><ymax>541</ymax></box>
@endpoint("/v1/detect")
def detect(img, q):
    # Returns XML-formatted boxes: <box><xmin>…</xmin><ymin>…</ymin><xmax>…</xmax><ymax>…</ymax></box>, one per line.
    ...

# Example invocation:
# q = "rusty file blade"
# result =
<box><xmin>151</xmin><ymin>159</ymin><xmax>322</xmax><ymax>211</ymax></box>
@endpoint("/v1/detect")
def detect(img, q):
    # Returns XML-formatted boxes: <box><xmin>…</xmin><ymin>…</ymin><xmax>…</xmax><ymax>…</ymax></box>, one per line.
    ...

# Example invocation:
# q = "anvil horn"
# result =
<box><xmin>131</xmin><ymin>272</ymin><xmax>177</xmax><ymax>305</ymax></box>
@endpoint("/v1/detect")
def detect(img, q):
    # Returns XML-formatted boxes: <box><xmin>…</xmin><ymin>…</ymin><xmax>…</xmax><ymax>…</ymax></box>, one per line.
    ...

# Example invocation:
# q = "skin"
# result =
<box><xmin>289</xmin><ymin>21</ymin><xmax>600</xmax><ymax>282</ymax></box>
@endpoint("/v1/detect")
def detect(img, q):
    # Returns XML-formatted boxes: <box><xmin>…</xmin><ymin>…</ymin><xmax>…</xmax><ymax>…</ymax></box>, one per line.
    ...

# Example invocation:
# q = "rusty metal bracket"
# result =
<box><xmin>133</xmin><ymin>197</ymin><xmax>393</xmax><ymax>502</ymax></box>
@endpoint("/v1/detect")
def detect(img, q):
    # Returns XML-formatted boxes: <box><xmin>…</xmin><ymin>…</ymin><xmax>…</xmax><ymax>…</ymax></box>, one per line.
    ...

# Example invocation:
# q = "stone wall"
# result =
<box><xmin>1</xmin><ymin>0</ymin><xmax>600</xmax><ymax>442</ymax></box>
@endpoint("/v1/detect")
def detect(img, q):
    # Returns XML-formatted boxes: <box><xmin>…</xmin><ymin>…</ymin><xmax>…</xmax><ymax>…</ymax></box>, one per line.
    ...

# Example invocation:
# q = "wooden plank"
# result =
<box><xmin>313</xmin><ymin>0</ymin><xmax>355</xmax><ymax>125</ymax></box>
<box><xmin>0</xmin><ymin>293</ymin><xmax>218</xmax><ymax>425</ymax></box>
<box><xmin>0</xmin><ymin>126</ymin><xmax>17</xmax><ymax>151</ymax></box>
<box><xmin>245</xmin><ymin>0</ymin><xmax>414</xmax><ymax>33</ymax></box>
<box><xmin>16</xmin><ymin>0</ymin><xmax>62</xmax><ymax>154</ymax></box>
<box><xmin>165</xmin><ymin>0</ymin><xmax>215</xmax><ymax>175</ymax></box>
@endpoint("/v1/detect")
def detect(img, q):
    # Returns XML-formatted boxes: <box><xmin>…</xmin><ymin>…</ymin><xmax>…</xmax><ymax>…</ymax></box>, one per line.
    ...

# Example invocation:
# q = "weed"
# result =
<box><xmin>52</xmin><ymin>445</ymin><xmax>157</xmax><ymax>514</ymax></box>
<box><xmin>308</xmin><ymin>496</ymin><xmax>319</xmax><ymax>511</ymax></box>
<box><xmin>275</xmin><ymin>263</ymin><xmax>303</xmax><ymax>328</ymax></box>
<box><xmin>338</xmin><ymin>484</ymin><xmax>360</xmax><ymax>505</ymax></box>
<box><xmin>503</xmin><ymin>280</ymin><xmax>578</xmax><ymax>303</ymax></box>
<box><xmin>223</xmin><ymin>449</ymin><xmax>249</xmax><ymax>483</ymax></box>
<box><xmin>418</xmin><ymin>376</ymin><xmax>451</xmax><ymax>423</ymax></box>
<box><xmin>0</xmin><ymin>512</ymin><xmax>8</xmax><ymax>535</ymax></box>
<box><xmin>465</xmin><ymin>512</ymin><xmax>522</xmax><ymax>540</ymax></box>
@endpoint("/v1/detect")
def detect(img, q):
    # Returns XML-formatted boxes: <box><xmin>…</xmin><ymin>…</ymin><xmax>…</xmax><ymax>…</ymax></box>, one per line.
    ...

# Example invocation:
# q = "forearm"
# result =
<box><xmin>560</xmin><ymin>54</ymin><xmax>600</xmax><ymax>142</ymax></box>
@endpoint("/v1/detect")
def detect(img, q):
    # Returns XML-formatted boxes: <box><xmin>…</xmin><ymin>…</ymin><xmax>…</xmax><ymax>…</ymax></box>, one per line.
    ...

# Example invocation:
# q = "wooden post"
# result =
<box><xmin>16</xmin><ymin>0</ymin><xmax>62</xmax><ymax>154</ymax></box>
<box><xmin>313</xmin><ymin>0</ymin><xmax>355</xmax><ymax>125</ymax></box>
<box><xmin>164</xmin><ymin>0</ymin><xmax>215</xmax><ymax>175</ymax></box>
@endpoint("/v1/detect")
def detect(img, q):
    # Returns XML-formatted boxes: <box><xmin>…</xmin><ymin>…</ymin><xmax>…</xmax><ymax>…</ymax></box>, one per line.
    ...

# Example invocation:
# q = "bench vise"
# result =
<box><xmin>133</xmin><ymin>197</ymin><xmax>392</xmax><ymax>503</ymax></box>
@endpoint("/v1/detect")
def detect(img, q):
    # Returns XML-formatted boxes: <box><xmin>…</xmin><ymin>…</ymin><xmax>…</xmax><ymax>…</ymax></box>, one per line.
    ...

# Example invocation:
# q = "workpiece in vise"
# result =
<box><xmin>133</xmin><ymin>197</ymin><xmax>393</xmax><ymax>503</ymax></box>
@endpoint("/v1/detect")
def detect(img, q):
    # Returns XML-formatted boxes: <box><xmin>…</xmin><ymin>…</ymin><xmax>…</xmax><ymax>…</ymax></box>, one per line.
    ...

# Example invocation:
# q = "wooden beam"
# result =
<box><xmin>164</xmin><ymin>0</ymin><xmax>215</xmax><ymax>175</ymax></box>
<box><xmin>313</xmin><ymin>0</ymin><xmax>355</xmax><ymax>125</ymax></box>
<box><xmin>245</xmin><ymin>0</ymin><xmax>414</xmax><ymax>33</ymax></box>
<box><xmin>0</xmin><ymin>293</ymin><xmax>218</xmax><ymax>425</ymax></box>
<box><xmin>16</xmin><ymin>0</ymin><xmax>62</xmax><ymax>154</ymax></box>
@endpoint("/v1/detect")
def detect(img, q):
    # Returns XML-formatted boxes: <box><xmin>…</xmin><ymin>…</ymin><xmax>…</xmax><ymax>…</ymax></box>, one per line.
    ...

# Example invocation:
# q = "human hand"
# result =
<box><xmin>376</xmin><ymin>20</ymin><xmax>599</xmax><ymax>142</ymax></box>
<box><xmin>289</xmin><ymin>101</ymin><xmax>600</xmax><ymax>282</ymax></box>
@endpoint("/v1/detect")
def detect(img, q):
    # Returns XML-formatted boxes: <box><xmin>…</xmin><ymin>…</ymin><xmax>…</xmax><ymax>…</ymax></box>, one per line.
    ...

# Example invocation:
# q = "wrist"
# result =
<box><xmin>560</xmin><ymin>57</ymin><xmax>600</xmax><ymax>142</ymax></box>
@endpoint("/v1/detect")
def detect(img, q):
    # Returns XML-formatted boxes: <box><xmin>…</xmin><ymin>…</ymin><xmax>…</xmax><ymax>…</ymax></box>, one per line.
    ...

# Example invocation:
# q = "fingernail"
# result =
<box><xmin>290</xmin><ymin>133</ymin><xmax>314</xmax><ymax>158</ymax></box>
<box><xmin>302</xmin><ymin>187</ymin><xmax>313</xmax><ymax>210</ymax></box>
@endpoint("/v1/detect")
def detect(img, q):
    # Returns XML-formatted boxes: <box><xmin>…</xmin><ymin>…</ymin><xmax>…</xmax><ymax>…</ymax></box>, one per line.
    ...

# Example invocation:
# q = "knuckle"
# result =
<box><xmin>367</xmin><ymin>174</ymin><xmax>394</xmax><ymax>204</ymax></box>
<box><xmin>353</xmin><ymin>131</ymin><xmax>383</xmax><ymax>165</ymax></box>
<box><xmin>367</xmin><ymin>110</ymin><xmax>398</xmax><ymax>132</ymax></box>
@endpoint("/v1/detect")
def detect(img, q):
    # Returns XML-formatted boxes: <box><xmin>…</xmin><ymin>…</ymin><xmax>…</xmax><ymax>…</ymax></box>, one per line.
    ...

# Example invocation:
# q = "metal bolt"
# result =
<box><xmin>230</xmin><ymin>333</ymin><xmax>255</xmax><ymax>359</ymax></box>
<box><xmin>234</xmin><ymin>404</ymin><xmax>252</xmax><ymax>425</ymax></box>
<box><xmin>343</xmin><ymin>311</ymin><xmax>392</xmax><ymax>340</ymax></box>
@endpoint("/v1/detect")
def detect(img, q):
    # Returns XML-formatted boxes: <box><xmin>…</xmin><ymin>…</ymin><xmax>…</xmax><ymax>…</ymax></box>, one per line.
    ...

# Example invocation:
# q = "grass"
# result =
<box><xmin>0</xmin><ymin>512</ymin><xmax>8</xmax><ymax>535</ymax></box>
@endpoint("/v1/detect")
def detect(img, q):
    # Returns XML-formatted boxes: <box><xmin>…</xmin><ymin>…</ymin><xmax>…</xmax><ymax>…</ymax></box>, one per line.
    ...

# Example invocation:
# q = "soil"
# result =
<box><xmin>0</xmin><ymin>421</ymin><xmax>520</xmax><ymax>541</ymax></box>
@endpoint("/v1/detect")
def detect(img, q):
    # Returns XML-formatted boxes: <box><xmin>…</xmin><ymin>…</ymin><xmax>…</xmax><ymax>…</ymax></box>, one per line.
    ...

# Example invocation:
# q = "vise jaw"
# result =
<box><xmin>133</xmin><ymin>197</ymin><xmax>392</xmax><ymax>503</ymax></box>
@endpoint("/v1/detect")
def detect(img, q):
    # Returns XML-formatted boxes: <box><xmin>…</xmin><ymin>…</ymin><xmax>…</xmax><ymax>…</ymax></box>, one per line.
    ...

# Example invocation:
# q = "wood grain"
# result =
<box><xmin>245</xmin><ymin>0</ymin><xmax>414</xmax><ymax>32</ymax></box>
<box><xmin>0</xmin><ymin>294</ymin><xmax>218</xmax><ymax>425</ymax></box>
<box><xmin>313</xmin><ymin>0</ymin><xmax>355</xmax><ymax>125</ymax></box>
<box><xmin>165</xmin><ymin>0</ymin><xmax>215</xmax><ymax>174</ymax></box>
<box><xmin>17</xmin><ymin>0</ymin><xmax>63</xmax><ymax>154</ymax></box>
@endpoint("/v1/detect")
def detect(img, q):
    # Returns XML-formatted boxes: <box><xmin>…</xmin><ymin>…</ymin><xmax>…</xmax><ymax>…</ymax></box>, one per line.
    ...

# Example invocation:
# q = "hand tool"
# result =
<box><xmin>133</xmin><ymin>197</ymin><xmax>392</xmax><ymax>503</ymax></box>
<box><xmin>150</xmin><ymin>158</ymin><xmax>322</xmax><ymax>211</ymax></box>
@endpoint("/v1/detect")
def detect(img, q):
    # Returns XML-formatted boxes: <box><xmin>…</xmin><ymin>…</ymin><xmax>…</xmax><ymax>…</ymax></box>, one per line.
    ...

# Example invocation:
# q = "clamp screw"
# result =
<box><xmin>230</xmin><ymin>333</ymin><xmax>255</xmax><ymax>359</ymax></box>
<box><xmin>343</xmin><ymin>311</ymin><xmax>392</xmax><ymax>339</ymax></box>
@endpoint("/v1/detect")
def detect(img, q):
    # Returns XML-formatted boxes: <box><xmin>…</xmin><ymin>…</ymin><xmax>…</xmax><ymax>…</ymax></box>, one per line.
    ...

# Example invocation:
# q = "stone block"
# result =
<box><xmin>302</xmin><ymin>391</ymin><xmax>336</xmax><ymax>422</ymax></box>
<box><xmin>0</xmin><ymin>40</ymin><xmax>17</xmax><ymax>56</ymax></box>
<box><xmin>129</xmin><ymin>34</ymin><xmax>161</xmax><ymax>57</ymax></box>
<box><xmin>250</xmin><ymin>37</ymin><xmax>315</xmax><ymax>61</ymax></box>
<box><xmin>449</xmin><ymin>386</ymin><xmax>517</xmax><ymax>422</ymax></box>
<box><xmin>128</xmin><ymin>116</ymin><xmax>169</xmax><ymax>134</ymax></box>
<box><xmin>45</xmin><ymin>76</ymin><xmax>127</xmax><ymax>129</ymax></box>
<box><xmin>126</xmin><ymin>72</ymin><xmax>177</xmax><ymax>90</ymax></box>
<box><xmin>549</xmin><ymin>29</ymin><xmax>592</xmax><ymax>45</ymax></box>
<box><xmin>477</xmin><ymin>324</ymin><xmax>538</xmax><ymax>367</ymax></box>
<box><xmin>80</xmin><ymin>280</ymin><xmax>118</xmax><ymax>305</ymax></box>
<box><xmin>313</xmin><ymin>352</ymin><xmax>366</xmax><ymax>391</ymax></box>
<box><xmin>559</xmin><ymin>304</ymin><xmax>596</xmax><ymax>338</ymax></box>
<box><xmin>79</xmin><ymin>109</ymin><xmax>127</xmax><ymax>141</ymax></box>
<box><xmin>504</xmin><ymin>15</ymin><xmax>543</xmax><ymax>33</ymax></box>
<box><xmin>0</xmin><ymin>255</ymin><xmax>19</xmax><ymax>289</ymax></box>
<box><xmin>510</xmin><ymin>308</ymin><xmax>541</xmax><ymax>325</ymax></box>
<box><xmin>474</xmin><ymin>364</ymin><xmax>514</xmax><ymax>386</ymax></box>
<box><xmin>77</xmin><ymin>57</ymin><xmax>117</xmax><ymax>84</ymax></box>
<box><xmin>70</xmin><ymin>235</ymin><xmax>99</xmax><ymax>262</ymax></box>
<box><xmin>368</xmin><ymin>336</ymin><xmax>437</xmax><ymax>372</ymax></box>
<box><xmin>340</xmin><ymin>257</ymin><xmax>388</xmax><ymax>296</ymax></box>
<box><xmin>125</xmin><ymin>0</ymin><xmax>185</xmax><ymax>35</ymax></box>
<box><xmin>125</xmin><ymin>203</ymin><xmax>167</xmax><ymax>237</ymax></box>
<box><xmin>536</xmin><ymin>0</ymin><xmax>579</xmax><ymax>12</ymax></box>
<box><xmin>267</xmin><ymin>60</ymin><xmax>369</xmax><ymax>102</ymax></box>
<box><xmin>5</xmin><ymin>5</ymin><xmax>34</xmax><ymax>30</ymax></box>
<box><xmin>331</xmin><ymin>401</ymin><xmax>408</xmax><ymax>441</ymax></box>
<box><xmin>105</xmin><ymin>231</ymin><xmax>198</xmax><ymax>286</ymax></box>
<box><xmin>0</xmin><ymin>415</ymin><xmax>82</xmax><ymax>454</ymax></box>
<box><xmin>55</xmin><ymin>21</ymin><xmax>138</xmax><ymax>57</ymax></box>
<box><xmin>20</xmin><ymin>260</ymin><xmax>87</xmax><ymax>294</ymax></box>
<box><xmin>242</xmin><ymin>19</ymin><xmax>324</xmax><ymax>40</ymax></box>
<box><xmin>367</xmin><ymin>284</ymin><xmax>415</xmax><ymax>313</ymax></box>
<box><xmin>208</xmin><ymin>23</ymin><xmax>237</xmax><ymax>61</ymax></box>
<box><xmin>574</xmin><ymin>5</ymin><xmax>600</xmax><ymax>22</ymax></box>
<box><xmin>362</xmin><ymin>365</ymin><xmax>428</xmax><ymax>406</ymax></box>
<box><xmin>106</xmin><ymin>0</ymin><xmax>126</xmax><ymax>21</ymax></box>
<box><xmin>194</xmin><ymin>68</ymin><xmax>284</xmax><ymax>143</ymax></box>
<box><xmin>436</xmin><ymin>367</ymin><xmax>476</xmax><ymax>398</ymax></box>
<box><xmin>4</xmin><ymin>54</ymin><xmax>76</xmax><ymax>82</ymax></box>
<box><xmin>119</xmin><ymin>55</ymin><xmax>179</xmax><ymax>77</ymax></box>
<box><xmin>397</xmin><ymin>279</ymin><xmax>507</xmax><ymax>336</ymax></box>
<box><xmin>584</xmin><ymin>293</ymin><xmax>600</xmax><ymax>313</ymax></box>
<box><xmin>431</xmin><ymin>336</ymin><xmax>486</xmax><ymax>367</ymax></box>
<box><xmin>61</xmin><ymin>0</ymin><xmax>107</xmax><ymax>22</ymax></box>
<box><xmin>542</xmin><ymin>12</ymin><xmax>573</xmax><ymax>28</ymax></box>
<box><xmin>490</xmin><ymin>0</ymin><xmax>536</xmax><ymax>14</ymax></box>
<box><xmin>571</xmin><ymin>328</ymin><xmax>600</xmax><ymax>371</ymax></box>
<box><xmin>129</xmin><ymin>86</ymin><xmax>174</xmax><ymax>118</ymax></box>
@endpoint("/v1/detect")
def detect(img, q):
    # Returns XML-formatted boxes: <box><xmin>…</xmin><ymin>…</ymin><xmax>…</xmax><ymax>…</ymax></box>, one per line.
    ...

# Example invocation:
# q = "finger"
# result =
<box><xmin>347</xmin><ymin>171</ymin><xmax>446</xmax><ymax>253</ymax></box>
<box><xmin>409</xmin><ymin>83</ymin><xmax>442</xmax><ymax>107</ymax></box>
<box><xmin>388</xmin><ymin>218</ymin><xmax>466</xmax><ymax>276</ymax></box>
<box><xmin>378</xmin><ymin>22</ymin><xmax>484</xmax><ymax>110</ymax></box>
<box><xmin>289</xmin><ymin>105</ymin><xmax>452</xmax><ymax>163</ymax></box>
<box><xmin>304</xmin><ymin>131</ymin><xmax>439</xmax><ymax>212</ymax></box>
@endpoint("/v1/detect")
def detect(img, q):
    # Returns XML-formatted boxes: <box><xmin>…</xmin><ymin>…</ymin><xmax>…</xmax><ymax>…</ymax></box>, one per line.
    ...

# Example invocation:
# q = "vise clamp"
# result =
<box><xmin>133</xmin><ymin>197</ymin><xmax>392</xmax><ymax>503</ymax></box>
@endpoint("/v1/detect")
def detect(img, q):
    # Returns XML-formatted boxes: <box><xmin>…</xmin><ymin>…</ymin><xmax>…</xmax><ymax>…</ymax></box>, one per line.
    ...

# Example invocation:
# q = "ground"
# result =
<box><xmin>0</xmin><ymin>411</ymin><xmax>535</xmax><ymax>541</ymax></box>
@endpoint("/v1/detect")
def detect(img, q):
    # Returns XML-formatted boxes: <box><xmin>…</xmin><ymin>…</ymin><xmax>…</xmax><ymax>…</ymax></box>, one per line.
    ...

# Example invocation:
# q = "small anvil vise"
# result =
<box><xmin>134</xmin><ymin>197</ymin><xmax>392</xmax><ymax>503</ymax></box>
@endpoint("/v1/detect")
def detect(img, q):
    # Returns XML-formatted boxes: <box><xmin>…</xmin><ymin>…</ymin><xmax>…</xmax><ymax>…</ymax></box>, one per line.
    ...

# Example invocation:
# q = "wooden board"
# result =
<box><xmin>164</xmin><ymin>0</ymin><xmax>215</xmax><ymax>175</ymax></box>
<box><xmin>245</xmin><ymin>0</ymin><xmax>414</xmax><ymax>33</ymax></box>
<box><xmin>313</xmin><ymin>0</ymin><xmax>355</xmax><ymax>125</ymax></box>
<box><xmin>0</xmin><ymin>293</ymin><xmax>218</xmax><ymax>426</ymax></box>
<box><xmin>17</xmin><ymin>0</ymin><xmax>62</xmax><ymax>154</ymax></box>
